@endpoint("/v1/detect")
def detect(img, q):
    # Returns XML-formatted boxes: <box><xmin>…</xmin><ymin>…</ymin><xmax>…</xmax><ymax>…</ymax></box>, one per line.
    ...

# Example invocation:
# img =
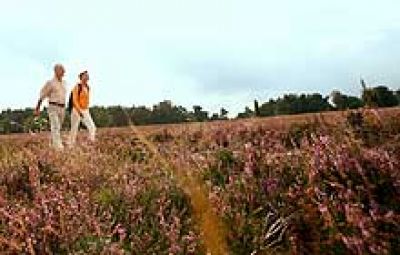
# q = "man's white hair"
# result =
<box><xmin>54</xmin><ymin>64</ymin><xmax>65</xmax><ymax>71</ymax></box>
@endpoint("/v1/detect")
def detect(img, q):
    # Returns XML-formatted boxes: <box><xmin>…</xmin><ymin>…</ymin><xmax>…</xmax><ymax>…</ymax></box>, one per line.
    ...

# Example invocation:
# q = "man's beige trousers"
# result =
<box><xmin>48</xmin><ymin>105</ymin><xmax>65</xmax><ymax>150</ymax></box>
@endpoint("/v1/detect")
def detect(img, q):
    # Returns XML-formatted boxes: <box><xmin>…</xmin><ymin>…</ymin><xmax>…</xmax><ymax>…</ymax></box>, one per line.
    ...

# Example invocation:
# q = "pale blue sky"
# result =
<box><xmin>1</xmin><ymin>0</ymin><xmax>400</xmax><ymax>115</ymax></box>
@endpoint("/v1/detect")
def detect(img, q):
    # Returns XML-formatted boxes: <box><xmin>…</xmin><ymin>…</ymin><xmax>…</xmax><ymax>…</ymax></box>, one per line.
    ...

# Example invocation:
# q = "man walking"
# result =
<box><xmin>69</xmin><ymin>70</ymin><xmax>96</xmax><ymax>146</ymax></box>
<box><xmin>35</xmin><ymin>64</ymin><xmax>67</xmax><ymax>150</ymax></box>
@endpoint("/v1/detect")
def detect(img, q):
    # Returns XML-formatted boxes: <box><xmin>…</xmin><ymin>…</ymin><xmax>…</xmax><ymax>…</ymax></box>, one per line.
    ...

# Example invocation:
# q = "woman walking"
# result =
<box><xmin>69</xmin><ymin>70</ymin><xmax>96</xmax><ymax>146</ymax></box>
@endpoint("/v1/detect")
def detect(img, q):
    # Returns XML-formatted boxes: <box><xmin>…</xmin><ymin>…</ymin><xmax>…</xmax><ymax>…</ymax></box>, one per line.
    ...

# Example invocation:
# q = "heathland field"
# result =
<box><xmin>0</xmin><ymin>108</ymin><xmax>399</xmax><ymax>255</ymax></box>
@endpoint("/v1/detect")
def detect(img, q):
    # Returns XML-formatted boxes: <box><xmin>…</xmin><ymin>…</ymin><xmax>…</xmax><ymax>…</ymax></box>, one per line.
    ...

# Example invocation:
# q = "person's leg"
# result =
<box><xmin>57</xmin><ymin>107</ymin><xmax>66</xmax><ymax>144</ymax></box>
<box><xmin>59</xmin><ymin>107</ymin><xmax>65</xmax><ymax>129</ymax></box>
<box><xmin>48</xmin><ymin>107</ymin><xmax>63</xmax><ymax>149</ymax></box>
<box><xmin>69</xmin><ymin>108</ymin><xmax>81</xmax><ymax>146</ymax></box>
<box><xmin>81</xmin><ymin>109</ymin><xmax>96</xmax><ymax>142</ymax></box>
<box><xmin>48</xmin><ymin>108</ymin><xmax>56</xmax><ymax>147</ymax></box>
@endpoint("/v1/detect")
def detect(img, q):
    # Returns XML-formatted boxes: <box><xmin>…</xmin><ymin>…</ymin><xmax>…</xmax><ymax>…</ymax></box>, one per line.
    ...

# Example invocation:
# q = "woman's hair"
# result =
<box><xmin>79</xmin><ymin>71</ymin><xmax>88</xmax><ymax>80</ymax></box>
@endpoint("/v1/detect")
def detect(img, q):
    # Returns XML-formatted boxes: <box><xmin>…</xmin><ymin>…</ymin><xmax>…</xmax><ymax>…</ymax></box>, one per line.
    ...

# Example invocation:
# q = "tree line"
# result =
<box><xmin>238</xmin><ymin>84</ymin><xmax>399</xmax><ymax>118</ymax></box>
<box><xmin>0</xmin><ymin>101</ymin><xmax>230</xmax><ymax>134</ymax></box>
<box><xmin>0</xmin><ymin>84</ymin><xmax>399</xmax><ymax>134</ymax></box>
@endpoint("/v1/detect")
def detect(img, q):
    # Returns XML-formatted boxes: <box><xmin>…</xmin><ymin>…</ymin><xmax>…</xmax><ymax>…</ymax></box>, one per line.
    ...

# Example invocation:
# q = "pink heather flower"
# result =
<box><xmin>244</xmin><ymin>142</ymin><xmax>252</xmax><ymax>150</ymax></box>
<box><xmin>244</xmin><ymin>164</ymin><xmax>254</xmax><ymax>176</ymax></box>
<box><xmin>262</xmin><ymin>178</ymin><xmax>279</xmax><ymax>195</ymax></box>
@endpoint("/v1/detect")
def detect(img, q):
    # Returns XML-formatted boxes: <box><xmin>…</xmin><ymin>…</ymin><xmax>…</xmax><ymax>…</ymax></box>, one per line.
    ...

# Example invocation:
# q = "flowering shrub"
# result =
<box><xmin>0</xmin><ymin>135</ymin><xmax>202</xmax><ymax>254</ymax></box>
<box><xmin>282</xmin><ymin>121</ymin><xmax>320</xmax><ymax>149</ymax></box>
<box><xmin>0</xmin><ymin>109</ymin><xmax>399</xmax><ymax>254</ymax></box>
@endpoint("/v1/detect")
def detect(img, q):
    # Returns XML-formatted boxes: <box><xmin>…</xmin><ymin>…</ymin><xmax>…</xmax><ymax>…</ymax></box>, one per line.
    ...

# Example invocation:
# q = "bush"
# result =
<box><xmin>283</xmin><ymin>122</ymin><xmax>319</xmax><ymax>149</ymax></box>
<box><xmin>151</xmin><ymin>128</ymin><xmax>174</xmax><ymax>143</ymax></box>
<box><xmin>346</xmin><ymin>110</ymin><xmax>388</xmax><ymax>147</ymax></box>
<box><xmin>1</xmin><ymin>110</ymin><xmax>399</xmax><ymax>254</ymax></box>
<box><xmin>1</xmin><ymin>164</ymin><xmax>35</xmax><ymax>200</ymax></box>
<box><xmin>203</xmin><ymin>149</ymin><xmax>236</xmax><ymax>187</ymax></box>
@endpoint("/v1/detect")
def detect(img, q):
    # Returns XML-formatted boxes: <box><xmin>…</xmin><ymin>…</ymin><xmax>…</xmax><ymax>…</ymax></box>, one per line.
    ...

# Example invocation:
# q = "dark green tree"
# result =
<box><xmin>330</xmin><ymin>91</ymin><xmax>363</xmax><ymax>110</ymax></box>
<box><xmin>220</xmin><ymin>108</ymin><xmax>229</xmax><ymax>120</ymax></box>
<box><xmin>373</xmin><ymin>86</ymin><xmax>398</xmax><ymax>107</ymax></box>
<box><xmin>210</xmin><ymin>113</ymin><xmax>220</xmax><ymax>121</ymax></box>
<box><xmin>254</xmin><ymin>100</ymin><xmax>260</xmax><ymax>116</ymax></box>
<box><xmin>237</xmin><ymin>107</ymin><xmax>253</xmax><ymax>119</ymax></box>
<box><xmin>91</xmin><ymin>106</ymin><xmax>112</xmax><ymax>127</ymax></box>
<box><xmin>151</xmin><ymin>100</ymin><xmax>187</xmax><ymax>124</ymax></box>
<box><xmin>259</xmin><ymin>99</ymin><xmax>276</xmax><ymax>116</ymax></box>
<box><xmin>192</xmin><ymin>105</ymin><xmax>209</xmax><ymax>122</ymax></box>
<box><xmin>108</xmin><ymin>106</ymin><xmax>129</xmax><ymax>127</ymax></box>
<box><xmin>129</xmin><ymin>106</ymin><xmax>152</xmax><ymax>125</ymax></box>
<box><xmin>362</xmin><ymin>85</ymin><xmax>397</xmax><ymax>108</ymax></box>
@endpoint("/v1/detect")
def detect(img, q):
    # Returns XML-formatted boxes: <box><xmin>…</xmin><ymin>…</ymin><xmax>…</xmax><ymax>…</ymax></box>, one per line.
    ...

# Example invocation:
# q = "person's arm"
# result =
<box><xmin>35</xmin><ymin>99</ymin><xmax>43</xmax><ymax>116</ymax></box>
<box><xmin>35</xmin><ymin>82</ymin><xmax>51</xmax><ymax>116</ymax></box>
<box><xmin>72</xmin><ymin>85</ymin><xmax>83</xmax><ymax>116</ymax></box>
